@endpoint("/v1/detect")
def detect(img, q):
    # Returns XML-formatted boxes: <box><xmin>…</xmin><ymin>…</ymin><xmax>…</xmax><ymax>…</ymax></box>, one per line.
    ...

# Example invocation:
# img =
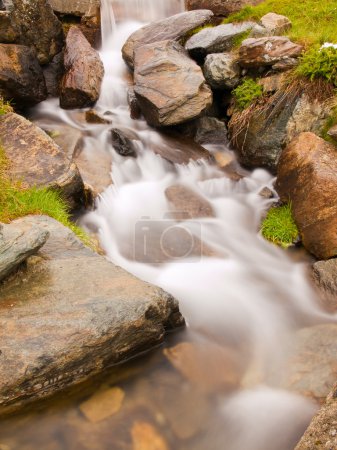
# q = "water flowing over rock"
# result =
<box><xmin>238</xmin><ymin>37</ymin><xmax>303</xmax><ymax>68</ymax></box>
<box><xmin>60</xmin><ymin>27</ymin><xmax>104</xmax><ymax>109</ymax></box>
<box><xmin>111</xmin><ymin>128</ymin><xmax>138</xmax><ymax>157</ymax></box>
<box><xmin>122</xmin><ymin>9</ymin><xmax>214</xmax><ymax>69</ymax></box>
<box><xmin>10</xmin><ymin>0</ymin><xmax>64</xmax><ymax>64</ymax></box>
<box><xmin>185</xmin><ymin>22</ymin><xmax>254</xmax><ymax>60</ymax></box>
<box><xmin>312</xmin><ymin>259</ymin><xmax>337</xmax><ymax>311</ymax></box>
<box><xmin>0</xmin><ymin>215</ymin><xmax>184</xmax><ymax>414</ymax></box>
<box><xmin>0</xmin><ymin>44</ymin><xmax>47</xmax><ymax>106</ymax></box>
<box><xmin>276</xmin><ymin>132</ymin><xmax>337</xmax><ymax>260</ymax></box>
<box><xmin>185</xmin><ymin>0</ymin><xmax>264</xmax><ymax>16</ymax></box>
<box><xmin>203</xmin><ymin>53</ymin><xmax>241</xmax><ymax>89</ymax></box>
<box><xmin>134</xmin><ymin>40</ymin><xmax>213</xmax><ymax>127</ymax></box>
<box><xmin>0</xmin><ymin>113</ymin><xmax>84</xmax><ymax>208</ymax></box>
<box><xmin>0</xmin><ymin>220</ymin><xmax>49</xmax><ymax>282</ymax></box>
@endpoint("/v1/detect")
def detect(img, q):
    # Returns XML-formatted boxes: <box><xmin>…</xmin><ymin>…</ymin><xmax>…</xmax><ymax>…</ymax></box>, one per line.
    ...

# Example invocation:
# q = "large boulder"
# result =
<box><xmin>134</xmin><ymin>40</ymin><xmax>212</xmax><ymax>127</ymax></box>
<box><xmin>238</xmin><ymin>37</ymin><xmax>303</xmax><ymax>68</ymax></box>
<box><xmin>0</xmin><ymin>44</ymin><xmax>47</xmax><ymax>106</ymax></box>
<box><xmin>0</xmin><ymin>215</ymin><xmax>184</xmax><ymax>414</ymax></box>
<box><xmin>0</xmin><ymin>220</ymin><xmax>49</xmax><ymax>282</ymax></box>
<box><xmin>185</xmin><ymin>22</ymin><xmax>254</xmax><ymax>60</ymax></box>
<box><xmin>185</xmin><ymin>0</ymin><xmax>264</xmax><ymax>16</ymax></box>
<box><xmin>60</xmin><ymin>27</ymin><xmax>104</xmax><ymax>109</ymax></box>
<box><xmin>276</xmin><ymin>132</ymin><xmax>337</xmax><ymax>260</ymax></box>
<box><xmin>0</xmin><ymin>113</ymin><xmax>84</xmax><ymax>208</ymax></box>
<box><xmin>295</xmin><ymin>384</ymin><xmax>337</xmax><ymax>449</ymax></box>
<box><xmin>312</xmin><ymin>259</ymin><xmax>337</xmax><ymax>311</ymax></box>
<box><xmin>203</xmin><ymin>52</ymin><xmax>241</xmax><ymax>89</ymax></box>
<box><xmin>229</xmin><ymin>92</ymin><xmax>334</xmax><ymax>172</ymax></box>
<box><xmin>48</xmin><ymin>0</ymin><xmax>100</xmax><ymax>16</ymax></box>
<box><xmin>10</xmin><ymin>0</ymin><xmax>64</xmax><ymax>64</ymax></box>
<box><xmin>122</xmin><ymin>9</ymin><xmax>214</xmax><ymax>70</ymax></box>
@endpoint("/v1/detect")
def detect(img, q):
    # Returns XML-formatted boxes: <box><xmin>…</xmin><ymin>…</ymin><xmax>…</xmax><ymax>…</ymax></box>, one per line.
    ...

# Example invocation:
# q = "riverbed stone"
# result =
<box><xmin>0</xmin><ymin>219</ymin><xmax>49</xmax><ymax>282</ymax></box>
<box><xmin>111</xmin><ymin>128</ymin><xmax>138</xmax><ymax>157</ymax></box>
<box><xmin>0</xmin><ymin>44</ymin><xmax>47</xmax><ymax>106</ymax></box>
<box><xmin>312</xmin><ymin>259</ymin><xmax>337</xmax><ymax>311</ymax></box>
<box><xmin>186</xmin><ymin>22</ymin><xmax>255</xmax><ymax>60</ymax></box>
<box><xmin>134</xmin><ymin>40</ymin><xmax>212</xmax><ymax>127</ymax></box>
<box><xmin>0</xmin><ymin>113</ymin><xmax>84</xmax><ymax>208</ymax></box>
<box><xmin>238</xmin><ymin>37</ymin><xmax>303</xmax><ymax>68</ymax></box>
<box><xmin>122</xmin><ymin>9</ymin><xmax>214</xmax><ymax>69</ymax></box>
<box><xmin>203</xmin><ymin>53</ymin><xmax>241</xmax><ymax>89</ymax></box>
<box><xmin>276</xmin><ymin>132</ymin><xmax>337</xmax><ymax>260</ymax></box>
<box><xmin>165</xmin><ymin>184</ymin><xmax>215</xmax><ymax>219</ymax></box>
<box><xmin>0</xmin><ymin>215</ymin><xmax>184</xmax><ymax>414</ymax></box>
<box><xmin>60</xmin><ymin>26</ymin><xmax>104</xmax><ymax>109</ymax></box>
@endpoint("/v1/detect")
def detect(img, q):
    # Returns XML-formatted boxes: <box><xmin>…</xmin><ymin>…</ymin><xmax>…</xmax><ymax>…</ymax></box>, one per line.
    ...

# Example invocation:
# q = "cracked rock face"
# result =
<box><xmin>134</xmin><ymin>40</ymin><xmax>212</xmax><ymax>127</ymax></box>
<box><xmin>0</xmin><ymin>216</ymin><xmax>185</xmax><ymax>415</ymax></box>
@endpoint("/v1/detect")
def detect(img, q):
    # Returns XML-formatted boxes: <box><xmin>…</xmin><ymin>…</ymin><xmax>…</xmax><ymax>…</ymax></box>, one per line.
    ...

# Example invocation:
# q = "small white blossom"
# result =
<box><xmin>320</xmin><ymin>42</ymin><xmax>337</xmax><ymax>51</ymax></box>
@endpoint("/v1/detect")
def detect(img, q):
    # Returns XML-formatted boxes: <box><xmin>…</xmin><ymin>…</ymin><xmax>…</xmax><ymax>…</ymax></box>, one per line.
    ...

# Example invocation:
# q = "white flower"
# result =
<box><xmin>320</xmin><ymin>42</ymin><xmax>337</xmax><ymax>51</ymax></box>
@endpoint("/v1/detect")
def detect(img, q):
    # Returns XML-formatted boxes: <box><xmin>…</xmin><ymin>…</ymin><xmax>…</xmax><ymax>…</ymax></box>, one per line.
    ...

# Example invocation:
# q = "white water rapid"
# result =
<box><xmin>29</xmin><ymin>1</ymin><xmax>336</xmax><ymax>449</ymax></box>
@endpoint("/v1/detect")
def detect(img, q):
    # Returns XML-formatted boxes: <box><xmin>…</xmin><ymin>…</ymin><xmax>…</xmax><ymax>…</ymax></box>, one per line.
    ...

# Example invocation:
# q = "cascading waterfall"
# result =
<box><xmin>25</xmin><ymin>1</ymin><xmax>336</xmax><ymax>449</ymax></box>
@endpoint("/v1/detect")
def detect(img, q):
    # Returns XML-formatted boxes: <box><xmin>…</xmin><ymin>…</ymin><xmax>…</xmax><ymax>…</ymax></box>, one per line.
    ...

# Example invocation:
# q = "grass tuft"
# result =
<box><xmin>261</xmin><ymin>203</ymin><xmax>299</xmax><ymax>248</ymax></box>
<box><xmin>232</xmin><ymin>78</ymin><xmax>264</xmax><ymax>110</ymax></box>
<box><xmin>296</xmin><ymin>45</ymin><xmax>337</xmax><ymax>86</ymax></box>
<box><xmin>0</xmin><ymin>97</ymin><xmax>13</xmax><ymax>115</ymax></box>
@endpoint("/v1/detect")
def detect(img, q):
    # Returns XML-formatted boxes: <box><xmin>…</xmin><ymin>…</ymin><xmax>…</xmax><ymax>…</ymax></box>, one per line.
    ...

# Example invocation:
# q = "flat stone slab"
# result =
<box><xmin>0</xmin><ymin>216</ymin><xmax>184</xmax><ymax>415</ymax></box>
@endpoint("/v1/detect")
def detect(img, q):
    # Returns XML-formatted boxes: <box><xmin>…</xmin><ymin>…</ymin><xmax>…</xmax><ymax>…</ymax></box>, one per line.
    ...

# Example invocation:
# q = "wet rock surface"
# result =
<box><xmin>0</xmin><ymin>215</ymin><xmax>184</xmax><ymax>414</ymax></box>
<box><xmin>186</xmin><ymin>22</ymin><xmax>254</xmax><ymax>60</ymax></box>
<box><xmin>60</xmin><ymin>27</ymin><xmax>104</xmax><ymax>109</ymax></box>
<box><xmin>0</xmin><ymin>219</ymin><xmax>49</xmax><ymax>282</ymax></box>
<box><xmin>238</xmin><ymin>37</ymin><xmax>303</xmax><ymax>68</ymax></box>
<box><xmin>0</xmin><ymin>44</ymin><xmax>47</xmax><ymax>106</ymax></box>
<box><xmin>122</xmin><ymin>9</ymin><xmax>214</xmax><ymax>69</ymax></box>
<box><xmin>165</xmin><ymin>184</ymin><xmax>215</xmax><ymax>219</ymax></box>
<box><xmin>312</xmin><ymin>259</ymin><xmax>337</xmax><ymax>311</ymax></box>
<box><xmin>0</xmin><ymin>113</ymin><xmax>84</xmax><ymax>208</ymax></box>
<box><xmin>134</xmin><ymin>40</ymin><xmax>212</xmax><ymax>127</ymax></box>
<box><xmin>276</xmin><ymin>132</ymin><xmax>337</xmax><ymax>260</ymax></box>
<box><xmin>111</xmin><ymin>128</ymin><xmax>138</xmax><ymax>157</ymax></box>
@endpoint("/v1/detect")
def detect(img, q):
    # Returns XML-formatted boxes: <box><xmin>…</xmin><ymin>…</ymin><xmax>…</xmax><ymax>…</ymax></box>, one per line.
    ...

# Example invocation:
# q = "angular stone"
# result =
<box><xmin>186</xmin><ymin>22</ymin><xmax>254</xmax><ymax>60</ymax></box>
<box><xmin>203</xmin><ymin>52</ymin><xmax>240</xmax><ymax>89</ymax></box>
<box><xmin>272</xmin><ymin>57</ymin><xmax>299</xmax><ymax>71</ymax></box>
<box><xmin>260</xmin><ymin>13</ymin><xmax>292</xmax><ymax>34</ymax></box>
<box><xmin>185</xmin><ymin>0</ymin><xmax>264</xmax><ymax>16</ymax></box>
<box><xmin>60</xmin><ymin>27</ymin><xmax>104</xmax><ymax>109</ymax></box>
<box><xmin>238</xmin><ymin>37</ymin><xmax>303</xmax><ymax>68</ymax></box>
<box><xmin>10</xmin><ymin>0</ymin><xmax>64</xmax><ymax>64</ymax></box>
<box><xmin>48</xmin><ymin>0</ymin><xmax>100</xmax><ymax>16</ymax></box>
<box><xmin>0</xmin><ymin>215</ymin><xmax>184</xmax><ymax>414</ymax></box>
<box><xmin>258</xmin><ymin>73</ymin><xmax>285</xmax><ymax>94</ymax></box>
<box><xmin>43</xmin><ymin>51</ymin><xmax>64</xmax><ymax>97</ymax></box>
<box><xmin>194</xmin><ymin>116</ymin><xmax>228</xmax><ymax>144</ymax></box>
<box><xmin>128</xmin><ymin>87</ymin><xmax>142</xmax><ymax>120</ymax></box>
<box><xmin>276</xmin><ymin>132</ymin><xmax>337</xmax><ymax>259</ymax></box>
<box><xmin>0</xmin><ymin>44</ymin><xmax>47</xmax><ymax>106</ymax></box>
<box><xmin>295</xmin><ymin>383</ymin><xmax>337</xmax><ymax>450</ymax></box>
<box><xmin>79</xmin><ymin>387</ymin><xmax>125</xmax><ymax>423</ymax></box>
<box><xmin>111</xmin><ymin>128</ymin><xmax>138</xmax><ymax>157</ymax></box>
<box><xmin>134</xmin><ymin>40</ymin><xmax>212</xmax><ymax>127</ymax></box>
<box><xmin>85</xmin><ymin>110</ymin><xmax>111</xmax><ymax>124</ymax></box>
<box><xmin>122</xmin><ymin>9</ymin><xmax>214</xmax><ymax>69</ymax></box>
<box><xmin>312</xmin><ymin>258</ymin><xmax>337</xmax><ymax>311</ymax></box>
<box><xmin>131</xmin><ymin>422</ymin><xmax>169</xmax><ymax>450</ymax></box>
<box><xmin>0</xmin><ymin>113</ymin><xmax>84</xmax><ymax>208</ymax></box>
<box><xmin>0</xmin><ymin>219</ymin><xmax>49</xmax><ymax>282</ymax></box>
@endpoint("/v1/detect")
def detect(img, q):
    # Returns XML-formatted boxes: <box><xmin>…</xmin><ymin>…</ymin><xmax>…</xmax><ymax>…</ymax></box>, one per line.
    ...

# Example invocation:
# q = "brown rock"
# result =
<box><xmin>276</xmin><ymin>132</ymin><xmax>337</xmax><ymax>259</ymax></box>
<box><xmin>239</xmin><ymin>37</ymin><xmax>303</xmax><ymax>68</ymax></box>
<box><xmin>165</xmin><ymin>184</ymin><xmax>215</xmax><ymax>218</ymax></box>
<box><xmin>327</xmin><ymin>124</ymin><xmax>337</xmax><ymax>140</ymax></box>
<box><xmin>312</xmin><ymin>259</ymin><xmax>337</xmax><ymax>311</ymax></box>
<box><xmin>0</xmin><ymin>11</ymin><xmax>17</xmax><ymax>43</ymax></box>
<box><xmin>48</xmin><ymin>0</ymin><xmax>100</xmax><ymax>16</ymax></box>
<box><xmin>164</xmin><ymin>341</ymin><xmax>243</xmax><ymax>392</ymax></box>
<box><xmin>0</xmin><ymin>215</ymin><xmax>184</xmax><ymax>415</ymax></box>
<box><xmin>122</xmin><ymin>9</ymin><xmax>214</xmax><ymax>69</ymax></box>
<box><xmin>85</xmin><ymin>110</ymin><xmax>111</xmax><ymax>124</ymax></box>
<box><xmin>60</xmin><ymin>27</ymin><xmax>104</xmax><ymax>109</ymax></box>
<box><xmin>0</xmin><ymin>113</ymin><xmax>84</xmax><ymax>208</ymax></box>
<box><xmin>185</xmin><ymin>0</ymin><xmax>264</xmax><ymax>16</ymax></box>
<box><xmin>80</xmin><ymin>387</ymin><xmax>125</xmax><ymax>423</ymax></box>
<box><xmin>111</xmin><ymin>128</ymin><xmax>138</xmax><ymax>157</ymax></box>
<box><xmin>134</xmin><ymin>40</ymin><xmax>212</xmax><ymax>127</ymax></box>
<box><xmin>43</xmin><ymin>51</ymin><xmax>64</xmax><ymax>97</ymax></box>
<box><xmin>0</xmin><ymin>44</ymin><xmax>47</xmax><ymax>106</ymax></box>
<box><xmin>131</xmin><ymin>422</ymin><xmax>169</xmax><ymax>450</ymax></box>
<box><xmin>260</xmin><ymin>12</ymin><xmax>292</xmax><ymax>34</ymax></box>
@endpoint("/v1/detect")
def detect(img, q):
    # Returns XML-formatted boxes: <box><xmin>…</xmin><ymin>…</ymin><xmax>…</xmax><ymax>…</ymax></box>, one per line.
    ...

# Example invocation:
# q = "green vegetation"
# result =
<box><xmin>232</xmin><ymin>30</ymin><xmax>251</xmax><ymax>48</ymax></box>
<box><xmin>261</xmin><ymin>203</ymin><xmax>299</xmax><ymax>248</ymax></box>
<box><xmin>296</xmin><ymin>45</ymin><xmax>337</xmax><ymax>86</ymax></box>
<box><xmin>232</xmin><ymin>78</ymin><xmax>263</xmax><ymax>110</ymax></box>
<box><xmin>223</xmin><ymin>0</ymin><xmax>337</xmax><ymax>47</ymax></box>
<box><xmin>0</xmin><ymin>146</ymin><xmax>90</xmax><ymax>245</ymax></box>
<box><xmin>0</xmin><ymin>97</ymin><xmax>13</xmax><ymax>115</ymax></box>
<box><xmin>321</xmin><ymin>107</ymin><xmax>337</xmax><ymax>142</ymax></box>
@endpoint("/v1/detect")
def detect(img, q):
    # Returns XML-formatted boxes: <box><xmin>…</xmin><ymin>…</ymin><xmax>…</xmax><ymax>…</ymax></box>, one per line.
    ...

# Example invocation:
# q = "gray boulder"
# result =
<box><xmin>122</xmin><ymin>9</ymin><xmax>214</xmax><ymax>69</ymax></box>
<box><xmin>134</xmin><ymin>40</ymin><xmax>212</xmax><ymax>127</ymax></box>
<box><xmin>185</xmin><ymin>22</ymin><xmax>254</xmax><ymax>60</ymax></box>
<box><xmin>0</xmin><ymin>219</ymin><xmax>49</xmax><ymax>282</ymax></box>
<box><xmin>0</xmin><ymin>215</ymin><xmax>184</xmax><ymax>414</ymax></box>
<box><xmin>194</xmin><ymin>116</ymin><xmax>228</xmax><ymax>144</ymax></box>
<box><xmin>203</xmin><ymin>52</ymin><xmax>241</xmax><ymax>89</ymax></box>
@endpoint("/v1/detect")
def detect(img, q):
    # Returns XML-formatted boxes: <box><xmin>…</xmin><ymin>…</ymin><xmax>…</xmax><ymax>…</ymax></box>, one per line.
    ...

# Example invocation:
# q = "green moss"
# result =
<box><xmin>320</xmin><ymin>107</ymin><xmax>337</xmax><ymax>142</ymax></box>
<box><xmin>232</xmin><ymin>78</ymin><xmax>264</xmax><ymax>110</ymax></box>
<box><xmin>261</xmin><ymin>203</ymin><xmax>299</xmax><ymax>248</ymax></box>
<box><xmin>0</xmin><ymin>97</ymin><xmax>13</xmax><ymax>115</ymax></box>
<box><xmin>232</xmin><ymin>29</ymin><xmax>251</xmax><ymax>48</ymax></box>
<box><xmin>223</xmin><ymin>0</ymin><xmax>337</xmax><ymax>47</ymax></box>
<box><xmin>0</xmin><ymin>146</ymin><xmax>90</xmax><ymax>246</ymax></box>
<box><xmin>296</xmin><ymin>45</ymin><xmax>337</xmax><ymax>86</ymax></box>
